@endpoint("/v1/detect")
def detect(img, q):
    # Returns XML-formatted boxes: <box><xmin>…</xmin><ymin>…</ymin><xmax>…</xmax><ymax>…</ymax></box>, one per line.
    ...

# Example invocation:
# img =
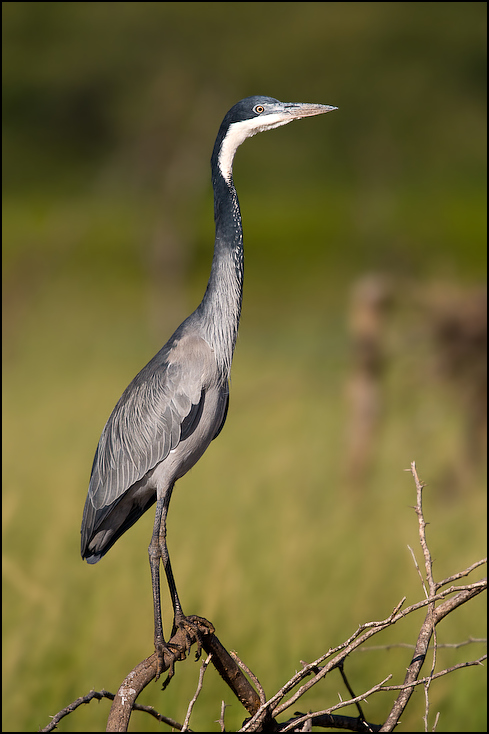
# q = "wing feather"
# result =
<box><xmin>86</xmin><ymin>333</ymin><xmax>213</xmax><ymax>512</ymax></box>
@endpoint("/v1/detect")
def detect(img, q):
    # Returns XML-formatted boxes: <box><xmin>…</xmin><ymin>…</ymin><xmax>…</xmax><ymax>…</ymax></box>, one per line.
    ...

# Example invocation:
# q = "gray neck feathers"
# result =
<box><xmin>197</xmin><ymin>172</ymin><xmax>244</xmax><ymax>378</ymax></box>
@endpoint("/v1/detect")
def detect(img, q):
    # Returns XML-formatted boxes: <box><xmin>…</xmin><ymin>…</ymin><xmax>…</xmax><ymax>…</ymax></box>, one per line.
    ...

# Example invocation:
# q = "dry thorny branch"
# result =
<box><xmin>41</xmin><ymin>462</ymin><xmax>486</xmax><ymax>732</ymax></box>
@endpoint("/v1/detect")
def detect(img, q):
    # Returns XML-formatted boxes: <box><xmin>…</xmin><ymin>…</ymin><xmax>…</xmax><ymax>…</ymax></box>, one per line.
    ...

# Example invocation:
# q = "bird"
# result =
<box><xmin>81</xmin><ymin>95</ymin><xmax>337</xmax><ymax>678</ymax></box>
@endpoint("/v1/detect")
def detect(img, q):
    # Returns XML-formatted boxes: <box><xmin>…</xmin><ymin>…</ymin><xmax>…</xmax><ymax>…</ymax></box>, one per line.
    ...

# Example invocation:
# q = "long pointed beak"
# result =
<box><xmin>283</xmin><ymin>102</ymin><xmax>338</xmax><ymax>120</ymax></box>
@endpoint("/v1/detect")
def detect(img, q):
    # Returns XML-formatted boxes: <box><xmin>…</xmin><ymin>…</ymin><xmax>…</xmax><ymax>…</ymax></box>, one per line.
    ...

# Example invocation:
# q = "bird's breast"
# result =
<box><xmin>152</xmin><ymin>383</ymin><xmax>228</xmax><ymax>493</ymax></box>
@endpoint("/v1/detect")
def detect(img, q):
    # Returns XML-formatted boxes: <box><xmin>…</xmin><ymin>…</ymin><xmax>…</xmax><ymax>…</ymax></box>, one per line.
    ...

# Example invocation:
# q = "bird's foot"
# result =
<box><xmin>155</xmin><ymin>615</ymin><xmax>215</xmax><ymax>688</ymax></box>
<box><xmin>172</xmin><ymin>614</ymin><xmax>215</xmax><ymax>662</ymax></box>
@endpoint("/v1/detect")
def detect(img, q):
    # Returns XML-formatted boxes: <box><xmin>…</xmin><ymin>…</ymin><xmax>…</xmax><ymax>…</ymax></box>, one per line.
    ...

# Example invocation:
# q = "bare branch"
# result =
<box><xmin>278</xmin><ymin>656</ymin><xmax>486</xmax><ymax>733</ymax></box>
<box><xmin>271</xmin><ymin>583</ymin><xmax>485</xmax><ymax>722</ymax></box>
<box><xmin>39</xmin><ymin>690</ymin><xmax>115</xmax><ymax>733</ymax></box>
<box><xmin>106</xmin><ymin>654</ymin><xmax>158</xmax><ymax>732</ymax></box>
<box><xmin>433</xmin><ymin>583</ymin><xmax>487</xmax><ymax>623</ymax></box>
<box><xmin>39</xmin><ymin>689</ymin><xmax>184</xmax><ymax>733</ymax></box>
<box><xmin>202</xmin><ymin>632</ymin><xmax>263</xmax><ymax>717</ymax></box>
<box><xmin>233</xmin><ymin>576</ymin><xmax>484</xmax><ymax>733</ymax></box>
<box><xmin>379</xmin><ymin>464</ymin><xmax>486</xmax><ymax>732</ymax></box>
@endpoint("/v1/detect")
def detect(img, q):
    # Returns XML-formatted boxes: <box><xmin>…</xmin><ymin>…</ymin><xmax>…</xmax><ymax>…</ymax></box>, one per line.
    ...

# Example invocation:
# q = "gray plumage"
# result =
<box><xmin>80</xmin><ymin>95</ymin><xmax>337</xmax><ymax>671</ymax></box>
<box><xmin>81</xmin><ymin>330</ymin><xmax>229</xmax><ymax>562</ymax></box>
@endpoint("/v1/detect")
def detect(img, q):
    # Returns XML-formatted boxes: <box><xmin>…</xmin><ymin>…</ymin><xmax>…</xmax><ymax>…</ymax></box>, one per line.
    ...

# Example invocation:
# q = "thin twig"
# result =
<box><xmin>39</xmin><ymin>689</ymin><xmax>184</xmax><ymax>733</ymax></box>
<box><xmin>410</xmin><ymin>461</ymin><xmax>436</xmax><ymax>598</ymax></box>
<box><xmin>278</xmin><ymin>675</ymin><xmax>393</xmax><ymax>733</ymax></box>
<box><xmin>376</xmin><ymin>654</ymin><xmax>487</xmax><ymax>690</ymax></box>
<box><xmin>360</xmin><ymin>637</ymin><xmax>486</xmax><ymax>652</ymax></box>
<box><xmin>39</xmin><ymin>690</ymin><xmax>115</xmax><ymax>733</ymax></box>
<box><xmin>436</xmin><ymin>558</ymin><xmax>487</xmax><ymax>591</ymax></box>
<box><xmin>217</xmin><ymin>700</ymin><xmax>228</xmax><ymax>732</ymax></box>
<box><xmin>410</xmin><ymin>462</ymin><xmax>438</xmax><ymax>732</ymax></box>
<box><xmin>338</xmin><ymin>661</ymin><xmax>367</xmax><ymax>724</ymax></box>
<box><xmin>181</xmin><ymin>653</ymin><xmax>212</xmax><ymax>731</ymax></box>
<box><xmin>230</xmin><ymin>650</ymin><xmax>267</xmax><ymax>705</ymax></box>
<box><xmin>407</xmin><ymin>544</ymin><xmax>428</xmax><ymax>598</ymax></box>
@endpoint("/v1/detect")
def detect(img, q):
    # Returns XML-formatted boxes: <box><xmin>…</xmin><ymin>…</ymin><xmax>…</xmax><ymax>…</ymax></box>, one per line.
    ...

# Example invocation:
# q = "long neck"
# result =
<box><xmin>197</xmin><ymin>136</ymin><xmax>244</xmax><ymax>378</ymax></box>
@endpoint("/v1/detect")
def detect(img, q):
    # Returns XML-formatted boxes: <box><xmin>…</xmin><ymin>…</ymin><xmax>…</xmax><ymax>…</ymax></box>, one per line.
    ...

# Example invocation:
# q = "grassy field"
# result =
<box><xmin>3</xmin><ymin>195</ymin><xmax>486</xmax><ymax>730</ymax></box>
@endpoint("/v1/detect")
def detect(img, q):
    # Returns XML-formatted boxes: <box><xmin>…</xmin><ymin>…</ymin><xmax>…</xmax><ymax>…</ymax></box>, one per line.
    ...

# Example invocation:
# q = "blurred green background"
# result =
<box><xmin>3</xmin><ymin>2</ymin><xmax>486</xmax><ymax>731</ymax></box>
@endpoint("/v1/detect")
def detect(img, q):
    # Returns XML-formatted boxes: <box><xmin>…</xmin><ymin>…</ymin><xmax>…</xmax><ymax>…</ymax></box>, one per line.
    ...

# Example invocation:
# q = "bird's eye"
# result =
<box><xmin>254</xmin><ymin>105</ymin><xmax>265</xmax><ymax>114</ymax></box>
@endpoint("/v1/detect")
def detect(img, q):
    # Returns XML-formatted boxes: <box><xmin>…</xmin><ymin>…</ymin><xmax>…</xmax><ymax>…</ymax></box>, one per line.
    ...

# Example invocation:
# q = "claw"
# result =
<box><xmin>177</xmin><ymin>616</ymin><xmax>204</xmax><ymax>660</ymax></box>
<box><xmin>155</xmin><ymin>639</ymin><xmax>184</xmax><ymax>688</ymax></box>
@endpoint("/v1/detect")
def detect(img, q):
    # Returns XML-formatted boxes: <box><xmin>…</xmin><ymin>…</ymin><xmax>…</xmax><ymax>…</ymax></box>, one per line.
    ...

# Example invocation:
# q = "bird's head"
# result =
<box><xmin>215</xmin><ymin>95</ymin><xmax>337</xmax><ymax>182</ymax></box>
<box><xmin>224</xmin><ymin>95</ymin><xmax>337</xmax><ymax>127</ymax></box>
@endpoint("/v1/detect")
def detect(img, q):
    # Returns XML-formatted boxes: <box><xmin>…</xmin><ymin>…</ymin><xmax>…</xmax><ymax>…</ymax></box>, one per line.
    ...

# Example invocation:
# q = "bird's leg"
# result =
<box><xmin>148</xmin><ymin>497</ymin><xmax>172</xmax><ymax>678</ymax></box>
<box><xmin>148</xmin><ymin>489</ymin><xmax>194</xmax><ymax>682</ymax></box>
<box><xmin>149</xmin><ymin>489</ymin><xmax>208</xmax><ymax>685</ymax></box>
<box><xmin>159</xmin><ymin>521</ymin><xmax>185</xmax><ymax>636</ymax></box>
<box><xmin>157</xmin><ymin>487</ymin><xmax>207</xmax><ymax>663</ymax></box>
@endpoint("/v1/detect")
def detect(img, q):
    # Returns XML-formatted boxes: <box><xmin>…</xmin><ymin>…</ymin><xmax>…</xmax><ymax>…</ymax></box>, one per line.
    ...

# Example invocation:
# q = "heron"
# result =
<box><xmin>81</xmin><ymin>95</ymin><xmax>337</xmax><ymax>677</ymax></box>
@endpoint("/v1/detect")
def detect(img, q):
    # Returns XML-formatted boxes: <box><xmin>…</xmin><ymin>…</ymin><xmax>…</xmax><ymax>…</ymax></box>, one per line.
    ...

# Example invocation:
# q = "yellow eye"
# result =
<box><xmin>254</xmin><ymin>105</ymin><xmax>264</xmax><ymax>114</ymax></box>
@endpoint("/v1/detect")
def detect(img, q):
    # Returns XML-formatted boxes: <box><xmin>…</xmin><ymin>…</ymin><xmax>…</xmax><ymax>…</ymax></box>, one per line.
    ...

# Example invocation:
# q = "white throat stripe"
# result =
<box><xmin>218</xmin><ymin>114</ymin><xmax>293</xmax><ymax>182</ymax></box>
